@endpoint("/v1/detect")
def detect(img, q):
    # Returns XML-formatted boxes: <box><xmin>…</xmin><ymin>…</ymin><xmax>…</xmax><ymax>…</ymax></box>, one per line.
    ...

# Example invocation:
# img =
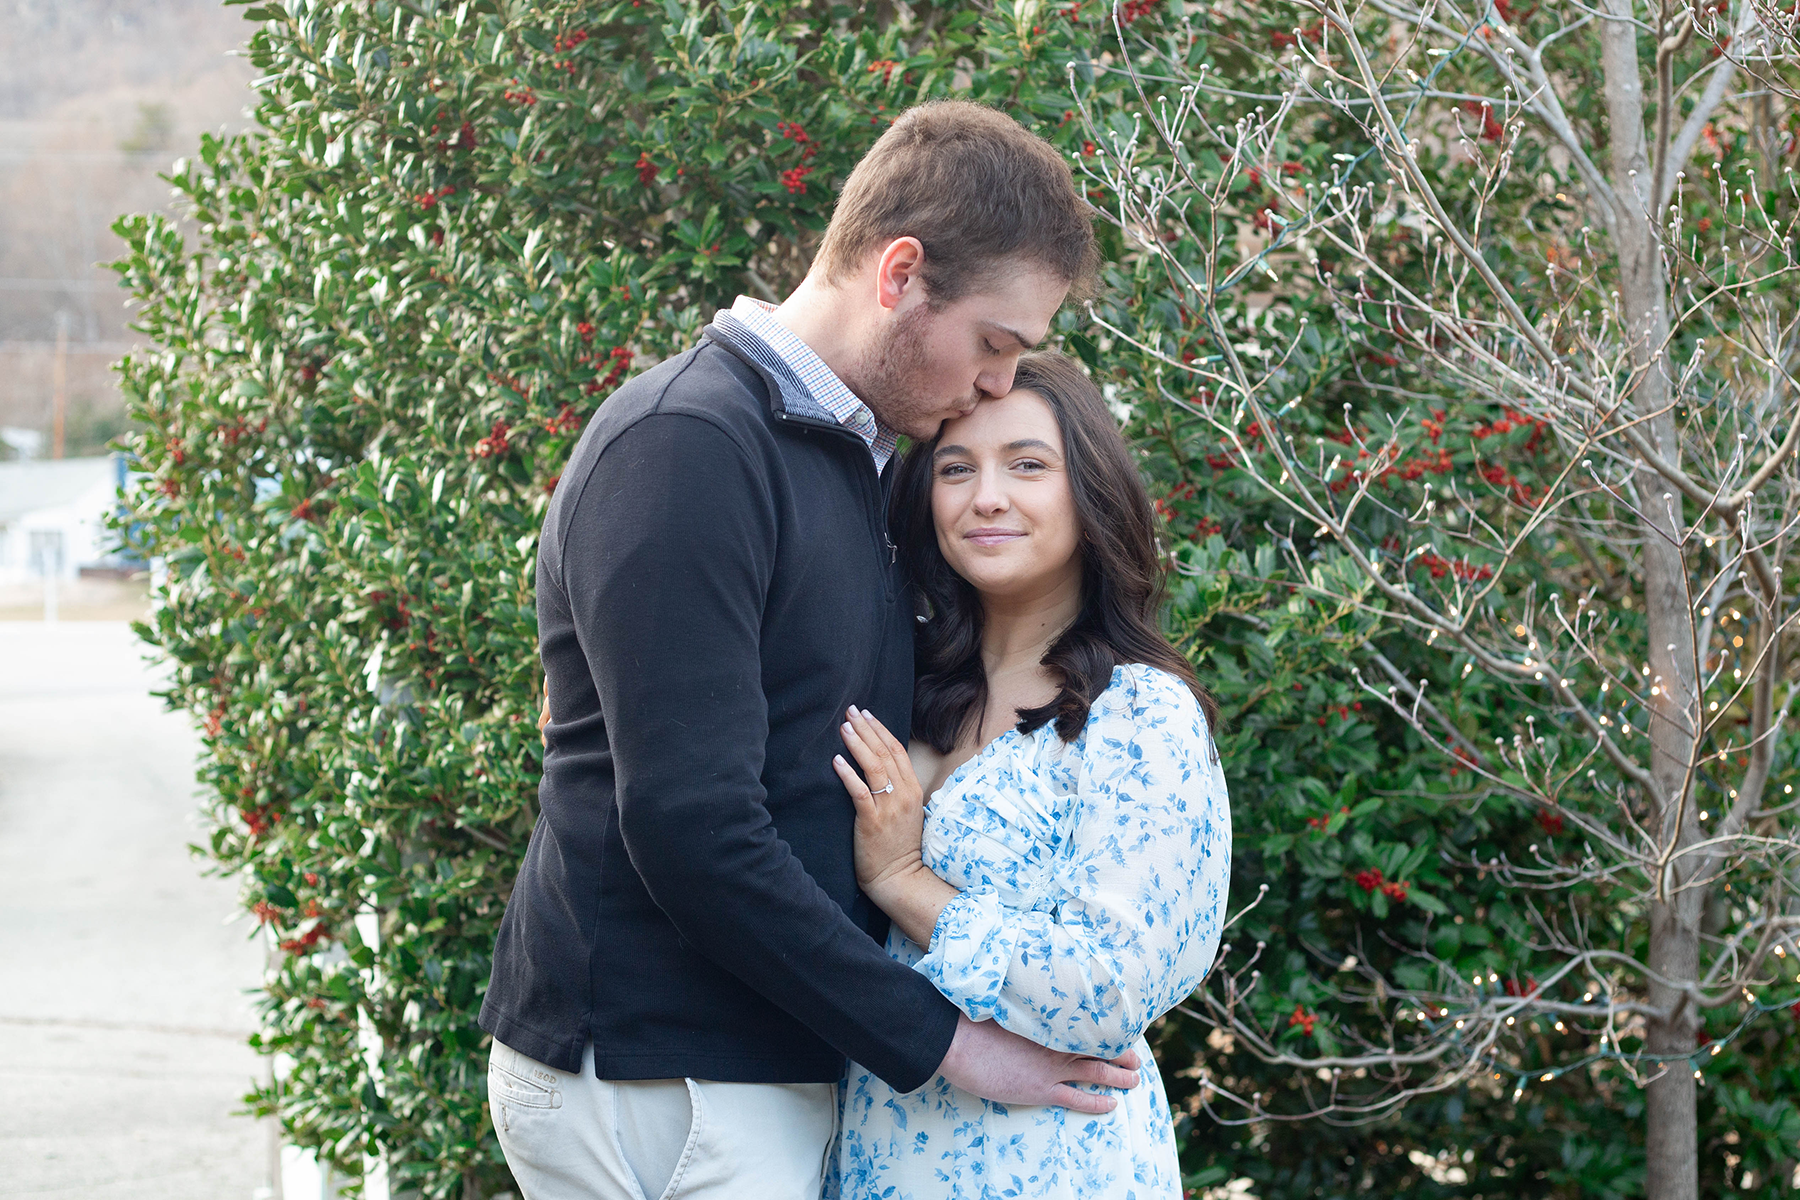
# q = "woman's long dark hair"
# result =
<box><xmin>892</xmin><ymin>351</ymin><xmax>1217</xmax><ymax>753</ymax></box>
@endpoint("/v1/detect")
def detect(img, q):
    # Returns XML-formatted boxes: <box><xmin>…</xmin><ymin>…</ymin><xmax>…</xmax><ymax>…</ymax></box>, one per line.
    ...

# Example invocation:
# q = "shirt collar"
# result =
<box><xmin>721</xmin><ymin>296</ymin><xmax>897</xmax><ymax>472</ymax></box>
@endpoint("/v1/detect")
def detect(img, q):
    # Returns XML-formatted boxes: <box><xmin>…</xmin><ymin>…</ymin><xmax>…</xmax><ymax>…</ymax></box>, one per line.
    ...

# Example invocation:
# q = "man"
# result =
<box><xmin>480</xmin><ymin>100</ymin><xmax>1135</xmax><ymax>1200</ymax></box>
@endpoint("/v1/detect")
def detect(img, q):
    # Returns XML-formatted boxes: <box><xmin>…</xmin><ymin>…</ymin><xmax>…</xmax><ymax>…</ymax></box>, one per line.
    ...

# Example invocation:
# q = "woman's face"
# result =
<box><xmin>930</xmin><ymin>388</ymin><xmax>1082</xmax><ymax>605</ymax></box>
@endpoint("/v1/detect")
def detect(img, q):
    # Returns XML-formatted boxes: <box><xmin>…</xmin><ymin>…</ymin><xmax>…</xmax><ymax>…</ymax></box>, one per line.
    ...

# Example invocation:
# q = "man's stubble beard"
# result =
<box><xmin>845</xmin><ymin>303</ymin><xmax>968</xmax><ymax>440</ymax></box>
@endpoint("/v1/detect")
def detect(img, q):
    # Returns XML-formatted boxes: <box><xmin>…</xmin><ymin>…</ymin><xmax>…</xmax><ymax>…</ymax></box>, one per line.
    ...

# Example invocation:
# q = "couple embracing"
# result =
<box><xmin>479</xmin><ymin>101</ymin><xmax>1232</xmax><ymax>1200</ymax></box>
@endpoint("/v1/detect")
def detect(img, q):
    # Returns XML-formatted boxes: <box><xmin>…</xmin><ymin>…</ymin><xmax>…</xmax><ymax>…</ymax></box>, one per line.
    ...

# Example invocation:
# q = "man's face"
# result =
<box><xmin>847</xmin><ymin>264</ymin><xmax>1069</xmax><ymax>441</ymax></box>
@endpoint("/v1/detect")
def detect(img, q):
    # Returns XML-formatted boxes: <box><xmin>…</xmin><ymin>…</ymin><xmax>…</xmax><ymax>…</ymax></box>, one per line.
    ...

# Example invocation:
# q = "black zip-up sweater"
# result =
<box><xmin>479</xmin><ymin>319</ymin><xmax>960</xmax><ymax>1092</ymax></box>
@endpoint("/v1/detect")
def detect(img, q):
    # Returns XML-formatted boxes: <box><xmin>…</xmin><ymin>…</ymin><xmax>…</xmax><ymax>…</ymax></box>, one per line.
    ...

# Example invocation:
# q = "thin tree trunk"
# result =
<box><xmin>1599</xmin><ymin>4</ymin><xmax>1701</xmax><ymax>1199</ymax></box>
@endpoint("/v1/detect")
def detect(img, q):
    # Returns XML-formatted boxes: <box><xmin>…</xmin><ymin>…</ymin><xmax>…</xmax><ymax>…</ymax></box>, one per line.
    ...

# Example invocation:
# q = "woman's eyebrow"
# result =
<box><xmin>933</xmin><ymin>438</ymin><xmax>1058</xmax><ymax>461</ymax></box>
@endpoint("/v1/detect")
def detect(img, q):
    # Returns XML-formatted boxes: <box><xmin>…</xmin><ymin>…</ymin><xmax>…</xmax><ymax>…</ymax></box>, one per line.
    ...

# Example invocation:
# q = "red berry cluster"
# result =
<box><xmin>280</xmin><ymin>924</ymin><xmax>331</xmax><ymax>956</ymax></box>
<box><xmin>576</xmin><ymin>320</ymin><xmax>595</xmax><ymax>341</ymax></box>
<box><xmin>242</xmin><ymin>803</ymin><xmax>281</xmax><ymax>837</ymax></box>
<box><xmin>1536</xmin><ymin>808</ymin><xmax>1565</xmax><ymax>836</ymax></box>
<box><xmin>544</xmin><ymin>404</ymin><xmax>584</xmax><ymax>435</ymax></box>
<box><xmin>474</xmin><ymin>420</ymin><xmax>512</xmax><ymax>459</ymax></box>
<box><xmin>1446</xmin><ymin>744</ymin><xmax>1478</xmax><ymax>777</ymax></box>
<box><xmin>430</xmin><ymin>119</ymin><xmax>477</xmax><ymax>153</ymax></box>
<box><xmin>1476</xmin><ymin>461</ymin><xmax>1543</xmax><ymax>507</ymax></box>
<box><xmin>551</xmin><ymin>27</ymin><xmax>588</xmax><ymax>69</ymax></box>
<box><xmin>782</xmin><ymin>165</ymin><xmax>813</xmax><ymax>194</ymax></box>
<box><xmin>1306</xmin><ymin>805</ymin><xmax>1350</xmax><ymax>831</ymax></box>
<box><xmin>1472</xmin><ymin>407</ymin><xmax>1546</xmax><ymax>445</ymax></box>
<box><xmin>1461</xmin><ymin>101</ymin><xmax>1505</xmax><ymax>143</ymax></box>
<box><xmin>290</xmin><ymin>497</ymin><xmax>317</xmax><ymax>522</ymax></box>
<box><xmin>775</xmin><ymin>121</ymin><xmax>819</xmax><ymax>160</ymax></box>
<box><xmin>504</xmin><ymin>79</ymin><xmax>537</xmax><ymax>105</ymax></box>
<box><xmin>1315</xmin><ymin>701</ymin><xmax>1362</xmax><ymax>726</ymax></box>
<box><xmin>637</xmin><ymin>152</ymin><xmax>658</xmax><ymax>185</ymax></box>
<box><xmin>1288</xmin><ymin>1004</ymin><xmax>1318</xmax><ymax>1035</ymax></box>
<box><xmin>1321</xmin><ymin>425</ymin><xmax>1456</xmax><ymax>494</ymax></box>
<box><xmin>1154</xmin><ymin>481</ymin><xmax>1227</xmax><ymax>543</ymax></box>
<box><xmin>1270</xmin><ymin>20</ymin><xmax>1324</xmax><ymax>48</ymax></box>
<box><xmin>1354</xmin><ymin>867</ymin><xmax>1409</xmax><ymax>901</ymax></box>
<box><xmin>488</xmin><ymin>371</ymin><xmax>530</xmax><ymax>399</ymax></box>
<box><xmin>1202</xmin><ymin>418</ymin><xmax>1267</xmax><ymax>471</ymax></box>
<box><xmin>867</xmin><ymin>59</ymin><xmax>899</xmax><ymax>85</ymax></box>
<box><xmin>1061</xmin><ymin>0</ymin><xmax>1163</xmax><ymax>22</ymax></box>
<box><xmin>1501</xmin><ymin>977</ymin><xmax>1541</xmax><ymax>998</ymax></box>
<box><xmin>366</xmin><ymin>590</ymin><xmax>415</xmax><ymax>631</ymax></box>
<box><xmin>414</xmin><ymin>183</ymin><xmax>456</xmax><ymax>210</ymax></box>
<box><xmin>1153</xmin><ymin>480</ymin><xmax>1193</xmax><ymax>520</ymax></box>
<box><xmin>1413</xmin><ymin>550</ymin><xmax>1494</xmax><ymax>582</ymax></box>
<box><xmin>581</xmin><ymin>346</ymin><xmax>634</xmax><ymax>395</ymax></box>
<box><xmin>217</xmin><ymin>417</ymin><xmax>267</xmax><ymax>448</ymax></box>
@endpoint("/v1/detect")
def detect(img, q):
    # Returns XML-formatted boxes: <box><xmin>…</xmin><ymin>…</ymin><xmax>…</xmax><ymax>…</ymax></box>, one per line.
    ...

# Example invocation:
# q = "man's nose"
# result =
<box><xmin>976</xmin><ymin>359</ymin><xmax>1018</xmax><ymax>399</ymax></box>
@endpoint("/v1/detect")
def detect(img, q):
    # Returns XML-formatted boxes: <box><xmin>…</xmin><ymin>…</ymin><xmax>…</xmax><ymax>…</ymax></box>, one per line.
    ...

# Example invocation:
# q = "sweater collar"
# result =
<box><xmin>704</xmin><ymin>302</ymin><xmax>897</xmax><ymax>473</ymax></box>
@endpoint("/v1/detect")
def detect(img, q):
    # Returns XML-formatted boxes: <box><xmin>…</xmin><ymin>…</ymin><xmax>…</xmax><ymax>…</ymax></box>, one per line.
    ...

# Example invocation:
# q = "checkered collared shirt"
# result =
<box><xmin>723</xmin><ymin>295</ymin><xmax>899</xmax><ymax>473</ymax></box>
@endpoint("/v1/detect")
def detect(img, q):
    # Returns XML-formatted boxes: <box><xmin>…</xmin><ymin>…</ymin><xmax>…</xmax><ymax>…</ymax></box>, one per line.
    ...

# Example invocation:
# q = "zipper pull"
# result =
<box><xmin>887</xmin><ymin>537</ymin><xmax>897</xmax><ymax>565</ymax></box>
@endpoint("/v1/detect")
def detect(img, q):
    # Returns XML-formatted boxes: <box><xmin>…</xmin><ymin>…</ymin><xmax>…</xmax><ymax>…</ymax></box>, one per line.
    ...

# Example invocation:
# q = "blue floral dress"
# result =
<box><xmin>830</xmin><ymin>664</ymin><xmax>1232</xmax><ymax>1200</ymax></box>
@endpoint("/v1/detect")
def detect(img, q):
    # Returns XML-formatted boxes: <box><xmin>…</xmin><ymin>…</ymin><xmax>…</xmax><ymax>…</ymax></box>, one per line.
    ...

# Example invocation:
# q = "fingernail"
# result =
<box><xmin>834</xmin><ymin>754</ymin><xmax>846</xmax><ymax>766</ymax></box>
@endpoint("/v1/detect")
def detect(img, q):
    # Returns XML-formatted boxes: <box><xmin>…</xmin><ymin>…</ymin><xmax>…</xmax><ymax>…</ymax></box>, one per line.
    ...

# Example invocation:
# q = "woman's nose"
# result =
<box><xmin>972</xmin><ymin>473</ymin><xmax>1009</xmax><ymax>514</ymax></box>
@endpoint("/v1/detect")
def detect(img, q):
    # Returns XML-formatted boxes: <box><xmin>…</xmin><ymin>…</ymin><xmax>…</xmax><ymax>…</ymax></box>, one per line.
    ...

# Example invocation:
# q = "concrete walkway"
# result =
<box><xmin>0</xmin><ymin>622</ymin><xmax>273</xmax><ymax>1198</ymax></box>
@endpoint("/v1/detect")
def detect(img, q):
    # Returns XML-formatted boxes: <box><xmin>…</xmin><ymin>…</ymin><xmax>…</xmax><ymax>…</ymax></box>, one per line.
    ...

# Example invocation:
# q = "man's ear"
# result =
<box><xmin>873</xmin><ymin>237</ymin><xmax>927</xmax><ymax>312</ymax></box>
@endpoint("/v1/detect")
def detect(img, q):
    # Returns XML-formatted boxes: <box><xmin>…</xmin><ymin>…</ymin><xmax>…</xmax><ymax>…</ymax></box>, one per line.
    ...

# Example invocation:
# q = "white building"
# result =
<box><xmin>0</xmin><ymin>455</ymin><xmax>128</xmax><ymax>586</ymax></box>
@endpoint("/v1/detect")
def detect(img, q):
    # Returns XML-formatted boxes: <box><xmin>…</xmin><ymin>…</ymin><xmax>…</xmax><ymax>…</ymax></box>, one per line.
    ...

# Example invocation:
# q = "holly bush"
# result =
<box><xmin>112</xmin><ymin>0</ymin><xmax>1796</xmax><ymax>1197</ymax></box>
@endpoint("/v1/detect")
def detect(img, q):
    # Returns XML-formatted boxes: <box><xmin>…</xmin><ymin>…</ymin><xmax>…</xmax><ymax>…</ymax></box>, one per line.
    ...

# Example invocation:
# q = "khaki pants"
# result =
<box><xmin>489</xmin><ymin>1040</ymin><xmax>836</xmax><ymax>1200</ymax></box>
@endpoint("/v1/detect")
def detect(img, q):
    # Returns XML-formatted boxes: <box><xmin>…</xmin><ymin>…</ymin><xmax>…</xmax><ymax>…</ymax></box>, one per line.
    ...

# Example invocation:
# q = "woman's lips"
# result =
<box><xmin>964</xmin><ymin>528</ymin><xmax>1026</xmax><ymax>546</ymax></box>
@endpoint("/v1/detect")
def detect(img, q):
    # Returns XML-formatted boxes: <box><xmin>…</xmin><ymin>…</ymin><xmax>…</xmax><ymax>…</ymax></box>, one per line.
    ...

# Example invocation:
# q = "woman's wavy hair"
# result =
<box><xmin>891</xmin><ymin>351</ymin><xmax>1217</xmax><ymax>753</ymax></box>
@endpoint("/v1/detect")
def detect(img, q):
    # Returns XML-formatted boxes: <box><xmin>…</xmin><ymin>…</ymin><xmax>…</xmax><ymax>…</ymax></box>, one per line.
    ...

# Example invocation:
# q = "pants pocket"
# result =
<box><xmin>489</xmin><ymin>1061</ymin><xmax>563</xmax><ymax>1139</ymax></box>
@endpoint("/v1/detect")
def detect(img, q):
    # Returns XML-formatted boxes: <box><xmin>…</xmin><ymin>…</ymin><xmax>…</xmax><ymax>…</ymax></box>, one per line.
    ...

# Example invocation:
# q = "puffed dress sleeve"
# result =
<box><xmin>914</xmin><ymin>665</ymin><xmax>1233</xmax><ymax>1059</ymax></box>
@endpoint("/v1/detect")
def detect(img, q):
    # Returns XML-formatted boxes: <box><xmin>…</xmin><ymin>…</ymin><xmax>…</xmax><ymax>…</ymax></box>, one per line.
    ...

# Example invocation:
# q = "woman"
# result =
<box><xmin>827</xmin><ymin>352</ymin><xmax>1231</xmax><ymax>1199</ymax></box>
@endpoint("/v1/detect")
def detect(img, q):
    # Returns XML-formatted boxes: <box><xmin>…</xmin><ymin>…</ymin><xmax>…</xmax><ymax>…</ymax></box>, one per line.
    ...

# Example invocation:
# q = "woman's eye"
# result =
<box><xmin>938</xmin><ymin>463</ymin><xmax>973</xmax><ymax>478</ymax></box>
<box><xmin>982</xmin><ymin>340</ymin><xmax>999</xmax><ymax>355</ymax></box>
<box><xmin>1013</xmin><ymin>459</ymin><xmax>1046</xmax><ymax>473</ymax></box>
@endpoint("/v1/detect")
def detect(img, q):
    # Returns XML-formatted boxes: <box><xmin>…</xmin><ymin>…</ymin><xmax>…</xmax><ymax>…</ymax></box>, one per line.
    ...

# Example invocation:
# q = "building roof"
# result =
<box><xmin>0</xmin><ymin>456</ymin><xmax>118</xmax><ymax>525</ymax></box>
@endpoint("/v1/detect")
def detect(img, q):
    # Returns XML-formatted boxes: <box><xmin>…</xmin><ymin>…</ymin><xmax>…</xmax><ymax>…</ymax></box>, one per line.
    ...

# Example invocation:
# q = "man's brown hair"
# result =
<box><xmin>815</xmin><ymin>100</ymin><xmax>1099</xmax><ymax>303</ymax></box>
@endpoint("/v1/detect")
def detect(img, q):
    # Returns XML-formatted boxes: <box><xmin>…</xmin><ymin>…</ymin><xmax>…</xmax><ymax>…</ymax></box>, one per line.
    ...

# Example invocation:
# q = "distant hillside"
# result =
<box><xmin>0</xmin><ymin>0</ymin><xmax>256</xmax><ymax>454</ymax></box>
<box><xmin>0</xmin><ymin>0</ymin><xmax>251</xmax><ymax>119</ymax></box>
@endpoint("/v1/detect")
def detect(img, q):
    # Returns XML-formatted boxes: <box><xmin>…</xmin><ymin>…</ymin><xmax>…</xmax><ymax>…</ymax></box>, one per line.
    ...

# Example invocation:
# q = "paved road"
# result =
<box><xmin>0</xmin><ymin>622</ymin><xmax>273</xmax><ymax>1198</ymax></box>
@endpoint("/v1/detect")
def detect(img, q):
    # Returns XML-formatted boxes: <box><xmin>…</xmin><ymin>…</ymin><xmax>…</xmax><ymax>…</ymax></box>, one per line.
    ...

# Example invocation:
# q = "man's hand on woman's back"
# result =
<box><xmin>937</xmin><ymin>1014</ymin><xmax>1141</xmax><ymax>1114</ymax></box>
